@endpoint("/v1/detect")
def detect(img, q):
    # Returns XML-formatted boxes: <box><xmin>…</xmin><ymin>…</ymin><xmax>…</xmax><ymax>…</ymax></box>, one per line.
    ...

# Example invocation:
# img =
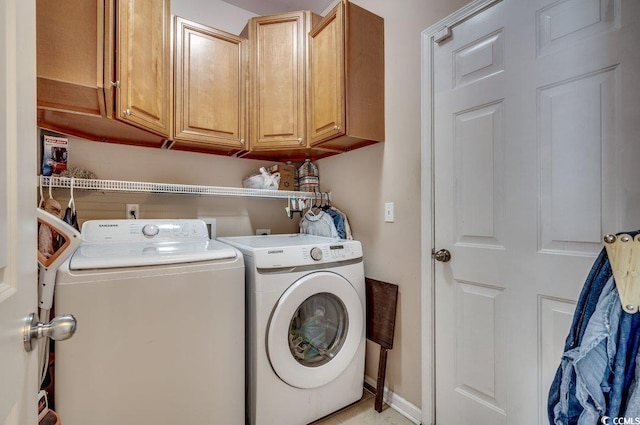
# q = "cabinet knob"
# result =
<box><xmin>298</xmin><ymin>137</ymin><xmax>304</xmax><ymax>144</ymax></box>
<box><xmin>111</xmin><ymin>81</ymin><xmax>120</xmax><ymax>88</ymax></box>
<box><xmin>240</xmin><ymin>138</ymin><xmax>245</xmax><ymax>145</ymax></box>
<box><xmin>123</xmin><ymin>109</ymin><xmax>131</xmax><ymax>116</ymax></box>
<box><xmin>334</xmin><ymin>125</ymin><xmax>341</xmax><ymax>132</ymax></box>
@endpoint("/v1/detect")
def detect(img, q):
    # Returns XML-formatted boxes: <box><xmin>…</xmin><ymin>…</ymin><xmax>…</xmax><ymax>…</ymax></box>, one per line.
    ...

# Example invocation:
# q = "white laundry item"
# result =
<box><xmin>300</xmin><ymin>210</ymin><xmax>339</xmax><ymax>238</ymax></box>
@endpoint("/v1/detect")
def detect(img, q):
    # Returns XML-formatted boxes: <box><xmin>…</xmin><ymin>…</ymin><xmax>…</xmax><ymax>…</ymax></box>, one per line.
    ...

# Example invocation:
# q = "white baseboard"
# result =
<box><xmin>364</xmin><ymin>375</ymin><xmax>422</xmax><ymax>424</ymax></box>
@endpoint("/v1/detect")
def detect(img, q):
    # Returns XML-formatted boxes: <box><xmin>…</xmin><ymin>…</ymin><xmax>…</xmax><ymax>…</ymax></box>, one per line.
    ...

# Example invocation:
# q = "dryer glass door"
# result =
<box><xmin>267</xmin><ymin>271</ymin><xmax>363</xmax><ymax>389</ymax></box>
<box><xmin>289</xmin><ymin>292</ymin><xmax>348</xmax><ymax>367</ymax></box>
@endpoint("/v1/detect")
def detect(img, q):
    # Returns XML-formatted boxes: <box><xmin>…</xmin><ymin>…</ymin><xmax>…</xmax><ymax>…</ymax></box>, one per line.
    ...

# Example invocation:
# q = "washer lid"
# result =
<box><xmin>68</xmin><ymin>219</ymin><xmax>237</xmax><ymax>269</ymax></box>
<box><xmin>69</xmin><ymin>239</ymin><xmax>238</xmax><ymax>270</ymax></box>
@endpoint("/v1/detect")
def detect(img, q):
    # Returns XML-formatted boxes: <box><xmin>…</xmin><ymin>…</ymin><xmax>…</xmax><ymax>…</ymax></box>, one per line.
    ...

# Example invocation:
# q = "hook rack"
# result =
<box><xmin>284</xmin><ymin>192</ymin><xmax>332</xmax><ymax>219</ymax></box>
<box><xmin>604</xmin><ymin>233</ymin><xmax>640</xmax><ymax>314</ymax></box>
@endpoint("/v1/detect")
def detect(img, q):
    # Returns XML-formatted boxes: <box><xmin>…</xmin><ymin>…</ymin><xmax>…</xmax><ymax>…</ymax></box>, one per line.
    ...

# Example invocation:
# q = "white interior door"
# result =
<box><xmin>0</xmin><ymin>1</ymin><xmax>39</xmax><ymax>424</ymax></box>
<box><xmin>424</xmin><ymin>0</ymin><xmax>640</xmax><ymax>423</ymax></box>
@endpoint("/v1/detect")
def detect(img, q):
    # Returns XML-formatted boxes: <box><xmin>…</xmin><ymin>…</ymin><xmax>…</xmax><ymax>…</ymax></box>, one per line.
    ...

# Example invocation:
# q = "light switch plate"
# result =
<box><xmin>384</xmin><ymin>202</ymin><xmax>394</xmax><ymax>222</ymax></box>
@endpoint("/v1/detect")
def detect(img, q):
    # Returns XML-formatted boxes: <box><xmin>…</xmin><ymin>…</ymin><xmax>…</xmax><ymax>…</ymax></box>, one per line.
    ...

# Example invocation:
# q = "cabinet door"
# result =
<box><xmin>36</xmin><ymin>0</ymin><xmax>106</xmax><ymax>116</ymax></box>
<box><xmin>115</xmin><ymin>0</ymin><xmax>171</xmax><ymax>137</ymax></box>
<box><xmin>174</xmin><ymin>17</ymin><xmax>247</xmax><ymax>153</ymax></box>
<box><xmin>249</xmin><ymin>12</ymin><xmax>308</xmax><ymax>151</ymax></box>
<box><xmin>308</xmin><ymin>3</ymin><xmax>345</xmax><ymax>146</ymax></box>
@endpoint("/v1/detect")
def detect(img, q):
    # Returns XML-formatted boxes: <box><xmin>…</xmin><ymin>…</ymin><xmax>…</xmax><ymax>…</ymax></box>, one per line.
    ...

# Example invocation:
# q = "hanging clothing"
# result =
<box><xmin>326</xmin><ymin>208</ymin><xmax>346</xmax><ymax>239</ymax></box>
<box><xmin>548</xmin><ymin>230</ymin><xmax>640</xmax><ymax>425</ymax></box>
<box><xmin>551</xmin><ymin>276</ymin><xmax>621</xmax><ymax>424</ymax></box>
<box><xmin>299</xmin><ymin>210</ymin><xmax>339</xmax><ymax>238</ymax></box>
<box><xmin>327</xmin><ymin>206</ymin><xmax>353</xmax><ymax>240</ymax></box>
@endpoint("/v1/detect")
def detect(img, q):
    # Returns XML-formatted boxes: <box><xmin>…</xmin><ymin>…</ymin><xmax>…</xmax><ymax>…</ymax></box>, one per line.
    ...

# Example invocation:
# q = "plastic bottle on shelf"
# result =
<box><xmin>298</xmin><ymin>159</ymin><xmax>319</xmax><ymax>192</ymax></box>
<box><xmin>286</xmin><ymin>161</ymin><xmax>299</xmax><ymax>191</ymax></box>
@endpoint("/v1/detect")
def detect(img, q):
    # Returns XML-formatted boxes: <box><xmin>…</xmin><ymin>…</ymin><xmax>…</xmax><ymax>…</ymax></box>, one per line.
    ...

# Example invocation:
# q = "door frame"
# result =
<box><xmin>419</xmin><ymin>1</ymin><xmax>502</xmax><ymax>423</ymax></box>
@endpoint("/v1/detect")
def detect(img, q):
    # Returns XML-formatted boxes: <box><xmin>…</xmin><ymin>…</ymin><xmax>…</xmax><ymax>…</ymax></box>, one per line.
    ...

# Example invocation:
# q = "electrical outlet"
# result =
<box><xmin>126</xmin><ymin>204</ymin><xmax>139</xmax><ymax>219</ymax></box>
<box><xmin>256</xmin><ymin>228</ymin><xmax>271</xmax><ymax>235</ymax></box>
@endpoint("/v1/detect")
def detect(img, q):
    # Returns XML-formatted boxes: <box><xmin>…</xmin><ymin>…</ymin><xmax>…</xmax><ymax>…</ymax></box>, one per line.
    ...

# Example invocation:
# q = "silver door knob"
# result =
<box><xmin>23</xmin><ymin>312</ymin><xmax>77</xmax><ymax>352</ymax></box>
<box><xmin>433</xmin><ymin>249</ymin><xmax>451</xmax><ymax>263</ymax></box>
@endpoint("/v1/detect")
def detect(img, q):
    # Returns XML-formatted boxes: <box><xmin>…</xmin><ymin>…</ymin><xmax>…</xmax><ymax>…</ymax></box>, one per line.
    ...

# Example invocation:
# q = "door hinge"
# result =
<box><xmin>434</xmin><ymin>26</ymin><xmax>452</xmax><ymax>44</ymax></box>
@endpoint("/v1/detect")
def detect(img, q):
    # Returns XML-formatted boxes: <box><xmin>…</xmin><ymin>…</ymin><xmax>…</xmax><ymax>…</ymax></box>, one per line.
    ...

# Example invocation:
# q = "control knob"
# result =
<box><xmin>142</xmin><ymin>224</ymin><xmax>160</xmax><ymax>237</ymax></box>
<box><xmin>310</xmin><ymin>247</ymin><xmax>323</xmax><ymax>261</ymax></box>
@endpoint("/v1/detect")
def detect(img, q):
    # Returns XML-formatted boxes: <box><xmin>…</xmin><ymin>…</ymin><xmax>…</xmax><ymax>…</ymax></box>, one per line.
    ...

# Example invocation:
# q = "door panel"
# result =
<box><xmin>0</xmin><ymin>1</ymin><xmax>38</xmax><ymax>424</ymax></box>
<box><xmin>429</xmin><ymin>0</ymin><xmax>640</xmax><ymax>423</ymax></box>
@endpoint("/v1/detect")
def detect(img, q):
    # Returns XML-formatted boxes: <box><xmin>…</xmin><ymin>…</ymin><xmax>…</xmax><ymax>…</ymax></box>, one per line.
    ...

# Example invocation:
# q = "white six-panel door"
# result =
<box><xmin>423</xmin><ymin>0</ymin><xmax>640</xmax><ymax>423</ymax></box>
<box><xmin>0</xmin><ymin>1</ymin><xmax>39</xmax><ymax>424</ymax></box>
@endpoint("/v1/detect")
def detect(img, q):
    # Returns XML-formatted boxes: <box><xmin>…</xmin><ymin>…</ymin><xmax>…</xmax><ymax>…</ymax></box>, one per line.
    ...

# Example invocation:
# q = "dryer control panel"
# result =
<box><xmin>302</xmin><ymin>243</ymin><xmax>359</xmax><ymax>262</ymax></box>
<box><xmin>218</xmin><ymin>234</ymin><xmax>363</xmax><ymax>269</ymax></box>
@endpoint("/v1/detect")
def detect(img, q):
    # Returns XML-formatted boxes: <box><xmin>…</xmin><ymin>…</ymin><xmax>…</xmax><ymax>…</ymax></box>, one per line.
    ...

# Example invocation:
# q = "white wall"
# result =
<box><xmin>172</xmin><ymin>0</ymin><xmax>256</xmax><ymax>34</ymax></box>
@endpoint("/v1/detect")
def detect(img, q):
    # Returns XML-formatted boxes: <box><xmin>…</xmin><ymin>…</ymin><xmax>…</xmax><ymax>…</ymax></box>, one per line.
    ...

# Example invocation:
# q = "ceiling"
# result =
<box><xmin>221</xmin><ymin>0</ymin><xmax>334</xmax><ymax>15</ymax></box>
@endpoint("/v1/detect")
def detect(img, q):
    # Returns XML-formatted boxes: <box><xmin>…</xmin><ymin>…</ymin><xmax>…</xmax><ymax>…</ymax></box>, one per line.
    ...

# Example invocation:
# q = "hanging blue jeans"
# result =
<box><xmin>548</xmin><ymin>230</ymin><xmax>640</xmax><ymax>425</ymax></box>
<box><xmin>548</xmin><ymin>247</ymin><xmax>613</xmax><ymax>424</ymax></box>
<box><xmin>551</xmin><ymin>277</ymin><xmax>621</xmax><ymax>424</ymax></box>
<box><xmin>624</xmin><ymin>352</ymin><xmax>640</xmax><ymax>418</ymax></box>
<box><xmin>607</xmin><ymin>311</ymin><xmax>640</xmax><ymax>418</ymax></box>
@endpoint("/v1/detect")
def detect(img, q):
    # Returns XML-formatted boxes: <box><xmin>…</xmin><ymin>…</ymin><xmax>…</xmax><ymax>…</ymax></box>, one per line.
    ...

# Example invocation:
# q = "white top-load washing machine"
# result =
<box><xmin>218</xmin><ymin>234</ymin><xmax>365</xmax><ymax>425</ymax></box>
<box><xmin>54</xmin><ymin>219</ymin><xmax>245</xmax><ymax>425</ymax></box>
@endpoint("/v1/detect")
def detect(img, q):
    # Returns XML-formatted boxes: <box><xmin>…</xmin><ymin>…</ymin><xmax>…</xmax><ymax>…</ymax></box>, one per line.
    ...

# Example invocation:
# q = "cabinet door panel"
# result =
<box><xmin>174</xmin><ymin>17</ymin><xmax>247</xmax><ymax>152</ymax></box>
<box><xmin>308</xmin><ymin>5</ymin><xmax>345</xmax><ymax>145</ymax></box>
<box><xmin>116</xmin><ymin>0</ymin><xmax>171</xmax><ymax>137</ymax></box>
<box><xmin>250</xmin><ymin>12</ymin><xmax>308</xmax><ymax>151</ymax></box>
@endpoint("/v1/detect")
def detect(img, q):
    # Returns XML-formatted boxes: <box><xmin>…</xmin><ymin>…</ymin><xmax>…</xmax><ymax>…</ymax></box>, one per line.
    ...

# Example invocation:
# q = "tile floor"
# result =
<box><xmin>311</xmin><ymin>390</ymin><xmax>416</xmax><ymax>425</ymax></box>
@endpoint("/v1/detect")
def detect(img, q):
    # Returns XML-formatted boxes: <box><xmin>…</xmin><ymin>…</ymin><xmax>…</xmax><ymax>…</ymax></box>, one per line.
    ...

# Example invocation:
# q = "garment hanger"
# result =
<box><xmin>285</xmin><ymin>196</ymin><xmax>292</xmax><ymax>219</ymax></box>
<box><xmin>38</xmin><ymin>176</ymin><xmax>45</xmax><ymax>208</ymax></box>
<box><xmin>63</xmin><ymin>177</ymin><xmax>79</xmax><ymax>230</ymax></box>
<box><xmin>321</xmin><ymin>192</ymin><xmax>331</xmax><ymax>211</ymax></box>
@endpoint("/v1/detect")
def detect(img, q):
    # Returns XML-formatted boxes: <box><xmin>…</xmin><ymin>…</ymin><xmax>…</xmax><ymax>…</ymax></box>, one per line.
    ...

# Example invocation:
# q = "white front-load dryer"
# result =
<box><xmin>218</xmin><ymin>234</ymin><xmax>365</xmax><ymax>425</ymax></box>
<box><xmin>54</xmin><ymin>219</ymin><xmax>245</xmax><ymax>425</ymax></box>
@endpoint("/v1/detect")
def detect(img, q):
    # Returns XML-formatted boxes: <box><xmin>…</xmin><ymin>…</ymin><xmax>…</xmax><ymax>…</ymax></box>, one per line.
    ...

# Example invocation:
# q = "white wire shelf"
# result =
<box><xmin>39</xmin><ymin>176</ymin><xmax>329</xmax><ymax>201</ymax></box>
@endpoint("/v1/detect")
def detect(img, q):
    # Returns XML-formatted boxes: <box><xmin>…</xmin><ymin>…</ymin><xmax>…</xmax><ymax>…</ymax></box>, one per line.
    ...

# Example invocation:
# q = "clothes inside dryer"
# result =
<box><xmin>289</xmin><ymin>292</ymin><xmax>348</xmax><ymax>367</ymax></box>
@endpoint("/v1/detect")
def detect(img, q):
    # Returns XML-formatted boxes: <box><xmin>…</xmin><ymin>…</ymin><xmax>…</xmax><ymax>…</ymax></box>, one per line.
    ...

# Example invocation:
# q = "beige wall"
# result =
<box><xmin>44</xmin><ymin>0</ymin><xmax>473</xmax><ymax>413</ymax></box>
<box><xmin>50</xmin><ymin>136</ymin><xmax>300</xmax><ymax>237</ymax></box>
<box><xmin>317</xmin><ymin>0</ymin><xmax>472</xmax><ymax>409</ymax></box>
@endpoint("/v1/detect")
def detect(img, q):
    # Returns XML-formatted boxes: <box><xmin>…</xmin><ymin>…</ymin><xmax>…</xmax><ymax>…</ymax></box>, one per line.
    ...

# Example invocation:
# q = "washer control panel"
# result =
<box><xmin>81</xmin><ymin>219</ymin><xmax>210</xmax><ymax>243</ymax></box>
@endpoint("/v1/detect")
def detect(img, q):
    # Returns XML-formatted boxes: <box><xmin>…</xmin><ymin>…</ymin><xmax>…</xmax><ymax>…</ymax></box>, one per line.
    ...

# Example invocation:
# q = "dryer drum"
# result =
<box><xmin>288</xmin><ymin>293</ymin><xmax>348</xmax><ymax>367</ymax></box>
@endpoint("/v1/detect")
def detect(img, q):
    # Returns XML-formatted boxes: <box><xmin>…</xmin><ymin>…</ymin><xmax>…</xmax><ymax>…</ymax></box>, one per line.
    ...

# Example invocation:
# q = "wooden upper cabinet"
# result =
<box><xmin>36</xmin><ymin>0</ymin><xmax>107</xmax><ymax>117</ymax></box>
<box><xmin>308</xmin><ymin>0</ymin><xmax>384</xmax><ymax>151</ymax></box>
<box><xmin>243</xmin><ymin>11</ymin><xmax>317</xmax><ymax>152</ymax></box>
<box><xmin>36</xmin><ymin>0</ymin><xmax>171</xmax><ymax>147</ymax></box>
<box><xmin>112</xmin><ymin>0</ymin><xmax>172</xmax><ymax>137</ymax></box>
<box><xmin>173</xmin><ymin>17</ymin><xmax>248</xmax><ymax>155</ymax></box>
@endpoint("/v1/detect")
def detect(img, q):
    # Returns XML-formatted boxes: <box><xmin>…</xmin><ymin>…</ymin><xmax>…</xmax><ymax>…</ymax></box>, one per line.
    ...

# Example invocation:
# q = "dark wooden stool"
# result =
<box><xmin>365</xmin><ymin>277</ymin><xmax>399</xmax><ymax>412</ymax></box>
